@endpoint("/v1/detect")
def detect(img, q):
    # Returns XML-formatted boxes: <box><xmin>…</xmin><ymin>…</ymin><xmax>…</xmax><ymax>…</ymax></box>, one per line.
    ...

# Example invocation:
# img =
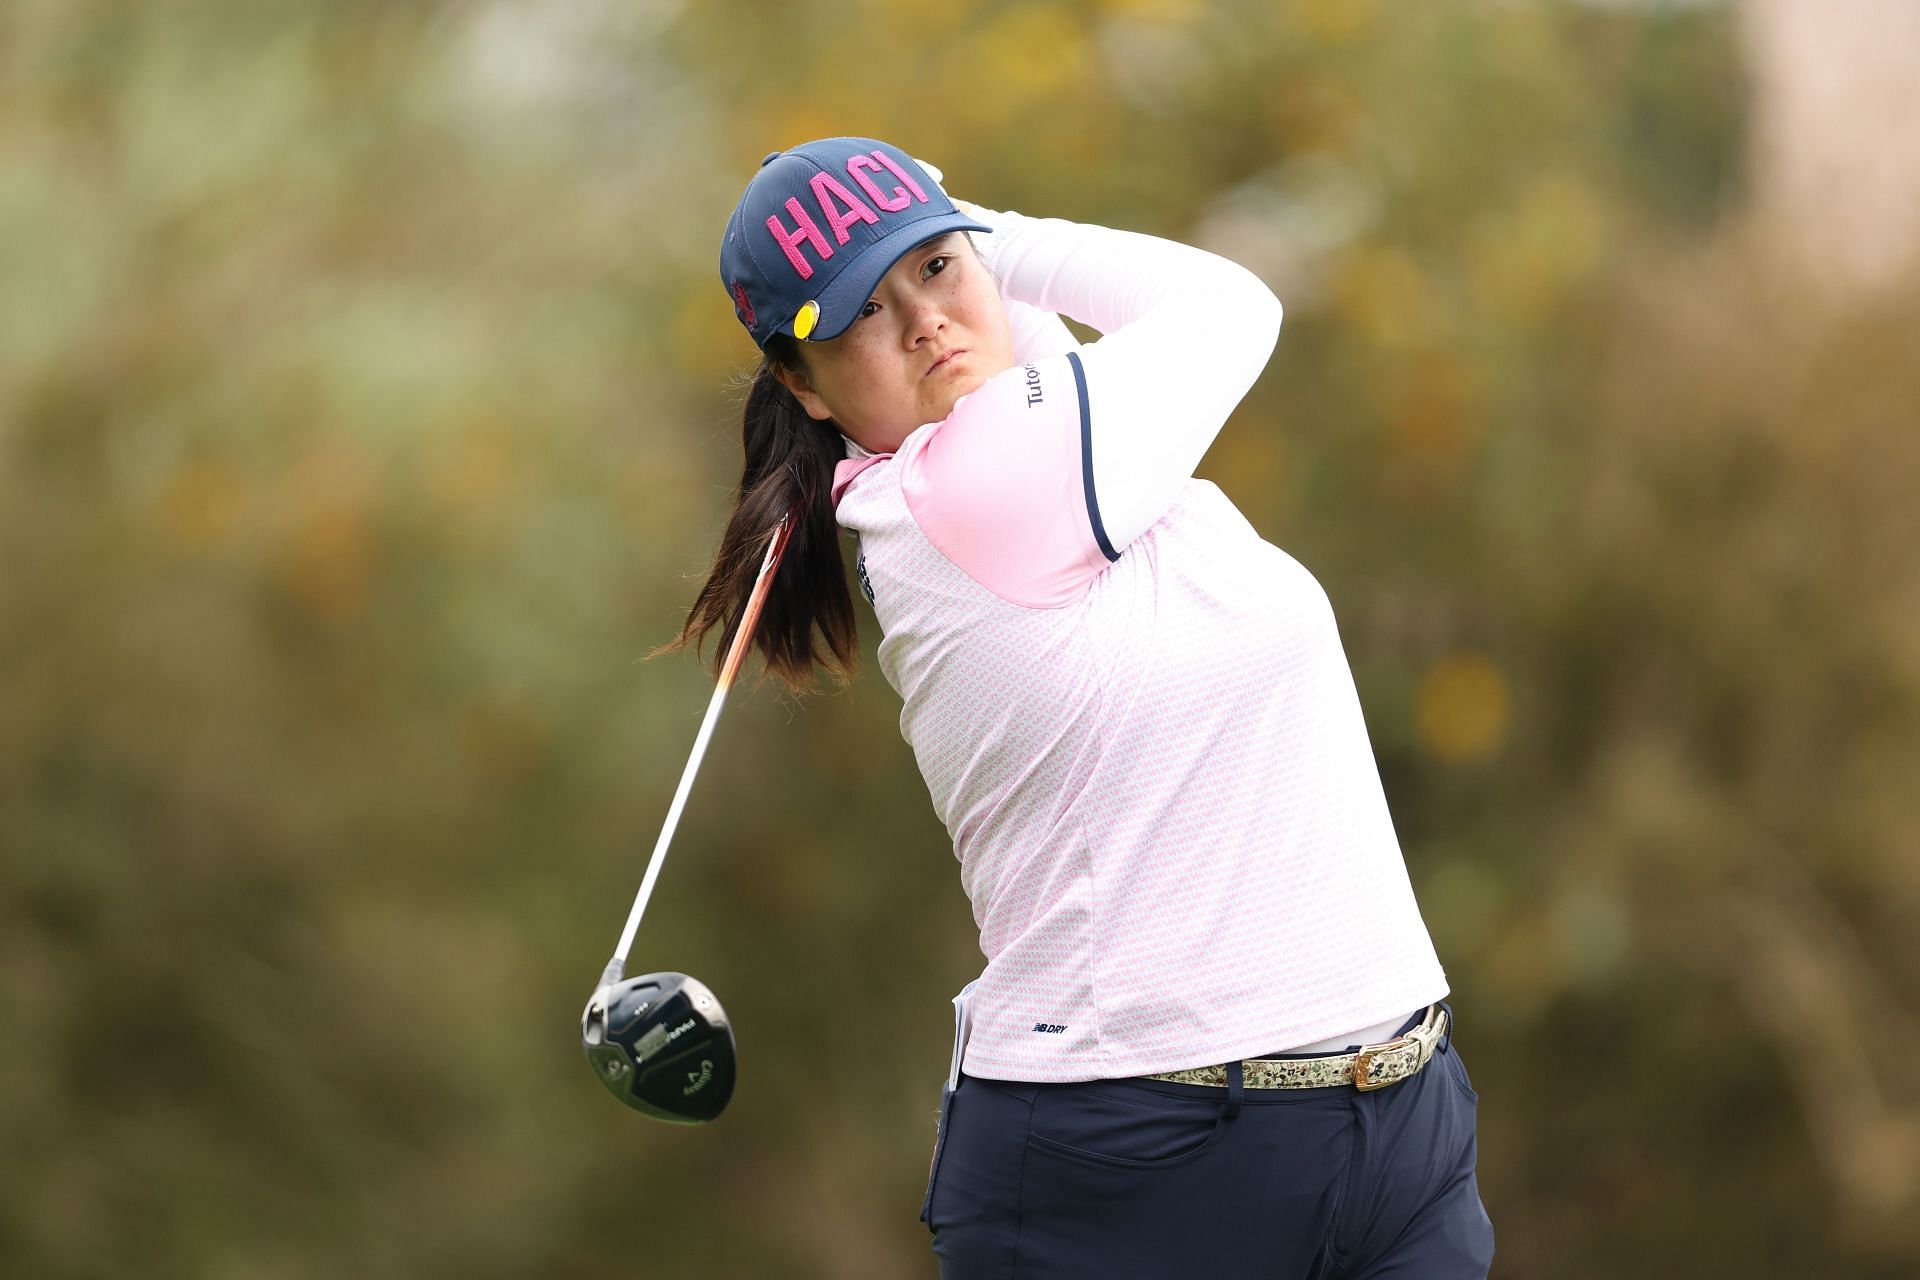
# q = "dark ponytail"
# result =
<box><xmin>659</xmin><ymin>336</ymin><xmax>859</xmax><ymax>694</ymax></box>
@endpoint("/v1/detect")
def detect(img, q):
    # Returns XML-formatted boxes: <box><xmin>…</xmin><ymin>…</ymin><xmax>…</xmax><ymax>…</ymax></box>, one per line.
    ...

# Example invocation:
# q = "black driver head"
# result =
<box><xmin>581</xmin><ymin>971</ymin><xmax>736</xmax><ymax>1123</ymax></box>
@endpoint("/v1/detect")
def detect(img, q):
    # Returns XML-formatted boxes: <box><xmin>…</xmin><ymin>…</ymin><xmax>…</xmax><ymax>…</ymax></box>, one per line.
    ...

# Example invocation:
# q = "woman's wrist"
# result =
<box><xmin>954</xmin><ymin>201</ymin><xmax>1026</xmax><ymax>287</ymax></box>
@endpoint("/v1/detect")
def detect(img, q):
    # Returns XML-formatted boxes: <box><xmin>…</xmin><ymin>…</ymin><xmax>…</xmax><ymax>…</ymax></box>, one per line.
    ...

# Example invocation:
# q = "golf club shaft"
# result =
<box><xmin>604</xmin><ymin>513</ymin><xmax>796</xmax><ymax>985</ymax></box>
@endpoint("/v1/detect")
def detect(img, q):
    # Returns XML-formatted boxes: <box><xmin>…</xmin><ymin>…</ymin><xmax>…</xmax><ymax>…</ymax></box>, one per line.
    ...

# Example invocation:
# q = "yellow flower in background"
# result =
<box><xmin>1416</xmin><ymin>652</ymin><xmax>1512</xmax><ymax>763</ymax></box>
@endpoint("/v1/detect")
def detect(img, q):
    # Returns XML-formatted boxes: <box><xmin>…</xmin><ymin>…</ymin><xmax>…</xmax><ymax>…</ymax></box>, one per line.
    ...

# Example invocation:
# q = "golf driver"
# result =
<box><xmin>581</xmin><ymin>512</ymin><xmax>796</xmax><ymax>1122</ymax></box>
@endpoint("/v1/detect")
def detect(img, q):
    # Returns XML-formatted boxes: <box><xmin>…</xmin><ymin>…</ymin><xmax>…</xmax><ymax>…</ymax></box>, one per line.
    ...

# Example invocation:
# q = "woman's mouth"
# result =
<box><xmin>925</xmin><ymin>349</ymin><xmax>967</xmax><ymax>378</ymax></box>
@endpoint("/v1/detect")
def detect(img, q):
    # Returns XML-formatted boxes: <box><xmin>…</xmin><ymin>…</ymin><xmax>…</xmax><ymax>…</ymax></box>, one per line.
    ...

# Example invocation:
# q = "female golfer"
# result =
<box><xmin>683</xmin><ymin>137</ymin><xmax>1493</xmax><ymax>1278</ymax></box>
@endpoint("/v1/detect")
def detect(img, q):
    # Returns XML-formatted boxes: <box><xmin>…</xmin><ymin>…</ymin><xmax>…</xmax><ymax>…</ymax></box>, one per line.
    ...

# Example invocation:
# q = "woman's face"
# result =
<box><xmin>775</xmin><ymin>233</ymin><xmax>1015</xmax><ymax>454</ymax></box>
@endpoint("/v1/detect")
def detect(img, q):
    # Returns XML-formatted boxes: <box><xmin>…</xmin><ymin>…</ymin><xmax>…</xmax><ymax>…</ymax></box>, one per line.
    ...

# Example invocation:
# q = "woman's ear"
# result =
<box><xmin>772</xmin><ymin>362</ymin><xmax>834</xmax><ymax>422</ymax></box>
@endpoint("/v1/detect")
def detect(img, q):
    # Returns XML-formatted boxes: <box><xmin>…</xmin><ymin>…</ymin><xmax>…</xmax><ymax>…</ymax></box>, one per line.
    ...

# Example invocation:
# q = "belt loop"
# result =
<box><xmin>1437</xmin><ymin>1001</ymin><xmax>1455</xmax><ymax>1054</ymax></box>
<box><xmin>1224</xmin><ymin>1059</ymin><xmax>1244</xmax><ymax>1120</ymax></box>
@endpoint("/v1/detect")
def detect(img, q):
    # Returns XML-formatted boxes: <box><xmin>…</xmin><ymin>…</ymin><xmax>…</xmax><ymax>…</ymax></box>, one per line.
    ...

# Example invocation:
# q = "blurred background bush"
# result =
<box><xmin>3</xmin><ymin>0</ymin><xmax>1916</xmax><ymax>1275</ymax></box>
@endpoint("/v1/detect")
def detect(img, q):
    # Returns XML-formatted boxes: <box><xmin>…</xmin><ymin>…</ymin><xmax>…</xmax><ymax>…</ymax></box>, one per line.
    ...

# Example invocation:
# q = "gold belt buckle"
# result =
<box><xmin>1351</xmin><ymin>1036</ymin><xmax>1408</xmax><ymax>1091</ymax></box>
<box><xmin>1352</xmin><ymin>1006</ymin><xmax>1445</xmax><ymax>1092</ymax></box>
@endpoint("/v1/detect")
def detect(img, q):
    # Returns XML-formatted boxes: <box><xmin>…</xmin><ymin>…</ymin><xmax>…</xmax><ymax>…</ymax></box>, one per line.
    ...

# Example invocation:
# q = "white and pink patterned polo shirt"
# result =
<box><xmin>832</xmin><ymin>209</ymin><xmax>1447</xmax><ymax>1083</ymax></box>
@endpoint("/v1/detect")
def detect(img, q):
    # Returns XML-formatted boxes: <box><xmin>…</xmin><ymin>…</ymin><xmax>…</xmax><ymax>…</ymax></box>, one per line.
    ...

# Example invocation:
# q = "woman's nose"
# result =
<box><xmin>902</xmin><ymin>292</ymin><xmax>947</xmax><ymax>345</ymax></box>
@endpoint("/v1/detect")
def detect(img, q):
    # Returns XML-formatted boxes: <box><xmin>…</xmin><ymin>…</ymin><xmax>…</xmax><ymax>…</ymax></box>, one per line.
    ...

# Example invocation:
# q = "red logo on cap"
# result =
<box><xmin>731</xmin><ymin>281</ymin><xmax>756</xmax><ymax>328</ymax></box>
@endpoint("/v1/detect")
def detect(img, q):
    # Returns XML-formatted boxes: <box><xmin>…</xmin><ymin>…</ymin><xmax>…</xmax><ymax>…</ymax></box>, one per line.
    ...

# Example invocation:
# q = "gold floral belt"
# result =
<box><xmin>1143</xmin><ymin>1006</ymin><xmax>1447</xmax><ymax>1092</ymax></box>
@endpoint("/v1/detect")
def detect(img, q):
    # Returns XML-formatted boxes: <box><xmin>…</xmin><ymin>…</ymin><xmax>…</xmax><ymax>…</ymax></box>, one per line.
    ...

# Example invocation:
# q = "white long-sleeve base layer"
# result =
<box><xmin>831</xmin><ymin>208</ymin><xmax>1447</xmax><ymax>1082</ymax></box>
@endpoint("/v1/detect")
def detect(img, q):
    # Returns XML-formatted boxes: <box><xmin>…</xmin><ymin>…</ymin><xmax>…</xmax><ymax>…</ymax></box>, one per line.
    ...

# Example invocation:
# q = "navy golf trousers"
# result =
<box><xmin>922</xmin><ymin>1005</ymin><xmax>1493</xmax><ymax>1278</ymax></box>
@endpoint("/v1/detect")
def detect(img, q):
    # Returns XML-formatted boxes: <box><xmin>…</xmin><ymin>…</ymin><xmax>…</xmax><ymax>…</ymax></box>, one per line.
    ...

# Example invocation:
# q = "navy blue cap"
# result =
<box><xmin>719</xmin><ymin>137</ymin><xmax>990</xmax><ymax>349</ymax></box>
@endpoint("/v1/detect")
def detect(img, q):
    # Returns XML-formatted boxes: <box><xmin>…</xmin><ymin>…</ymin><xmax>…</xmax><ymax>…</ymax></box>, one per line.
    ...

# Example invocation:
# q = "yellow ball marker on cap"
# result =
<box><xmin>794</xmin><ymin>300</ymin><xmax>820</xmax><ymax>340</ymax></box>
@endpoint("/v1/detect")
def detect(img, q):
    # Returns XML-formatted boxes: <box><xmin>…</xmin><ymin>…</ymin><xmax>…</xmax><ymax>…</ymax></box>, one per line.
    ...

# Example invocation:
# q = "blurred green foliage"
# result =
<box><xmin>3</xmin><ymin>0</ymin><xmax>1917</xmax><ymax>1276</ymax></box>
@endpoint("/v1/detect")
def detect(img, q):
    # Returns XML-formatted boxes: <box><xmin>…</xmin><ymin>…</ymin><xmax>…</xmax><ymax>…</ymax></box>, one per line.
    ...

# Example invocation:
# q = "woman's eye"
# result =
<box><xmin>923</xmin><ymin>255</ymin><xmax>949</xmax><ymax>279</ymax></box>
<box><xmin>858</xmin><ymin>300</ymin><xmax>880</xmax><ymax>319</ymax></box>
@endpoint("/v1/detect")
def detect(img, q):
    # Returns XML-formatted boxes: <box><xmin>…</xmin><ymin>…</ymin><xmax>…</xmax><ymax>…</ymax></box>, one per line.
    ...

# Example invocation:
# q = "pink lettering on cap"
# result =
<box><xmin>809</xmin><ymin>172</ymin><xmax>881</xmax><ymax>244</ymax></box>
<box><xmin>766</xmin><ymin>197</ymin><xmax>833</xmax><ymax>280</ymax></box>
<box><xmin>871</xmin><ymin>150</ymin><xmax>930</xmax><ymax>205</ymax></box>
<box><xmin>847</xmin><ymin>153</ymin><xmax>913</xmax><ymax>212</ymax></box>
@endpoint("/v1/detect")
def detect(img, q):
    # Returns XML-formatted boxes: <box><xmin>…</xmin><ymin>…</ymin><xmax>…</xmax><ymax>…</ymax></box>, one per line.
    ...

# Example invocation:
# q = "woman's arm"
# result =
<box><xmin>893</xmin><ymin>208</ymin><xmax>1282</xmax><ymax>608</ymax></box>
<box><xmin>969</xmin><ymin>205</ymin><xmax>1283</xmax><ymax>549</ymax></box>
<box><xmin>1003</xmin><ymin>295</ymin><xmax>1081</xmax><ymax>364</ymax></box>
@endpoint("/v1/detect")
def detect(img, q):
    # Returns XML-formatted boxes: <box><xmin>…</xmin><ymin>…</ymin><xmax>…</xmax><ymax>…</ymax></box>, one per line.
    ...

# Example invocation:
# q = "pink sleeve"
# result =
<box><xmin>898</xmin><ymin>353</ymin><xmax>1112</xmax><ymax>609</ymax></box>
